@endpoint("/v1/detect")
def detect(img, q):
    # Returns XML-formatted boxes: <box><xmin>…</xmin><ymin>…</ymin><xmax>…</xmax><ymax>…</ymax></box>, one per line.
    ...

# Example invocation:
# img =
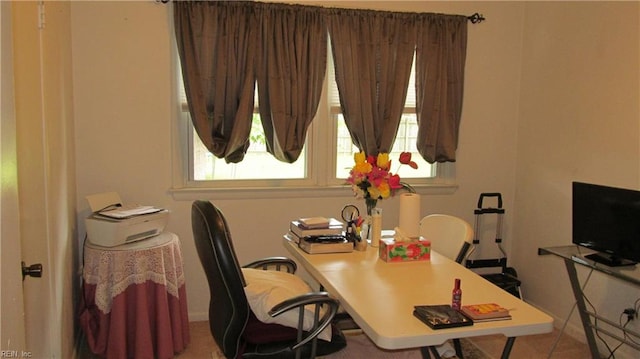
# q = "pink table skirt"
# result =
<box><xmin>80</xmin><ymin>233</ymin><xmax>190</xmax><ymax>359</ymax></box>
<box><xmin>80</xmin><ymin>281</ymin><xmax>190</xmax><ymax>359</ymax></box>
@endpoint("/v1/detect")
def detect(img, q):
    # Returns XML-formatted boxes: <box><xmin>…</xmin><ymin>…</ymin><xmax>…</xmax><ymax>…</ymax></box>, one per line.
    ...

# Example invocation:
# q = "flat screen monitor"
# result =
<box><xmin>572</xmin><ymin>181</ymin><xmax>640</xmax><ymax>267</ymax></box>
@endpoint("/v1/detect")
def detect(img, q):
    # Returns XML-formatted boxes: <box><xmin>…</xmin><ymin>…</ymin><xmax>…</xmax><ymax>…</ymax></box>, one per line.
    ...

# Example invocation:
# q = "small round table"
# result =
<box><xmin>79</xmin><ymin>232</ymin><xmax>190</xmax><ymax>359</ymax></box>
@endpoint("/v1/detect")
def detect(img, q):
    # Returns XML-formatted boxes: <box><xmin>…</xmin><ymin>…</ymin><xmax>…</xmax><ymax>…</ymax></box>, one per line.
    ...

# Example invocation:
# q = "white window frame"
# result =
<box><xmin>169</xmin><ymin>57</ymin><xmax>457</xmax><ymax>201</ymax></box>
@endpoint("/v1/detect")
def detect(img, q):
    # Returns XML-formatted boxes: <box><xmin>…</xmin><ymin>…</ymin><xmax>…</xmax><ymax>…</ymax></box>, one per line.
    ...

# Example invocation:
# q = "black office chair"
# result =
<box><xmin>191</xmin><ymin>200</ymin><xmax>347</xmax><ymax>359</ymax></box>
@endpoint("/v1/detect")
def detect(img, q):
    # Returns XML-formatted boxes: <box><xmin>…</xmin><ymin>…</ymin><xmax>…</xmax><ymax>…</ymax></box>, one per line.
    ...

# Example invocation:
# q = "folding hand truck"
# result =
<box><xmin>464</xmin><ymin>193</ymin><xmax>522</xmax><ymax>298</ymax></box>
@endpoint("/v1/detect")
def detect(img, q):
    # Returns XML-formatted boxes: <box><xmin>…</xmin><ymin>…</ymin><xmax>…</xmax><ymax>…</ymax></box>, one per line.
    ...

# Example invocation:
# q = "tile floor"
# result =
<box><xmin>467</xmin><ymin>331</ymin><xmax>591</xmax><ymax>359</ymax></box>
<box><xmin>174</xmin><ymin>321</ymin><xmax>592</xmax><ymax>359</ymax></box>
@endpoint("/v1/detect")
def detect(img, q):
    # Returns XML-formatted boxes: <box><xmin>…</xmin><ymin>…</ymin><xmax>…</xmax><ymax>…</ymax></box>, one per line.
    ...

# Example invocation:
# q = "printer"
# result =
<box><xmin>85</xmin><ymin>192</ymin><xmax>169</xmax><ymax>247</ymax></box>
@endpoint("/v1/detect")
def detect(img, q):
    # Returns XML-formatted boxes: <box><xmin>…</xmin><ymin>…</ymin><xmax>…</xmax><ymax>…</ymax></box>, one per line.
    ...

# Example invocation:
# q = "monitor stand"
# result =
<box><xmin>584</xmin><ymin>253</ymin><xmax>637</xmax><ymax>267</ymax></box>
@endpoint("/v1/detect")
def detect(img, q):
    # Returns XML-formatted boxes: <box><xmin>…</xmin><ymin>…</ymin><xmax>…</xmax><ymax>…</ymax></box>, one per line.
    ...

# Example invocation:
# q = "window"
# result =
<box><xmin>191</xmin><ymin>114</ymin><xmax>306</xmax><ymax>181</ymax></box>
<box><xmin>177</xmin><ymin>51</ymin><xmax>454</xmax><ymax>194</ymax></box>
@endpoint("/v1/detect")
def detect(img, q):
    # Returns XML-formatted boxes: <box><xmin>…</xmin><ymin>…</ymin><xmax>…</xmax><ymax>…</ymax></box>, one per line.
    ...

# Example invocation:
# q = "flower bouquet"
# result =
<box><xmin>346</xmin><ymin>151</ymin><xmax>418</xmax><ymax>242</ymax></box>
<box><xmin>346</xmin><ymin>151</ymin><xmax>418</xmax><ymax>210</ymax></box>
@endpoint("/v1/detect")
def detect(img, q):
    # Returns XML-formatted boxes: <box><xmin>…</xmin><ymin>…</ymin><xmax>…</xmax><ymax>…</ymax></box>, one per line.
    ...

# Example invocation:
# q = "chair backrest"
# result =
<box><xmin>419</xmin><ymin>214</ymin><xmax>473</xmax><ymax>263</ymax></box>
<box><xmin>191</xmin><ymin>200</ymin><xmax>249</xmax><ymax>359</ymax></box>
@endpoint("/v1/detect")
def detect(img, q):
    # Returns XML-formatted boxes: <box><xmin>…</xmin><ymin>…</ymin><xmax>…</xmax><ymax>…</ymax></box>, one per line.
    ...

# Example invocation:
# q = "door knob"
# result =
<box><xmin>22</xmin><ymin>261</ymin><xmax>43</xmax><ymax>280</ymax></box>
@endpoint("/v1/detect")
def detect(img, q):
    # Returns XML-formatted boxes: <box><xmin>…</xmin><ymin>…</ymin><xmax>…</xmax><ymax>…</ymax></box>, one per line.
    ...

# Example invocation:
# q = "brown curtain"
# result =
<box><xmin>174</xmin><ymin>0</ymin><xmax>469</xmax><ymax>164</ymax></box>
<box><xmin>174</xmin><ymin>1</ymin><xmax>258</xmax><ymax>163</ymax></box>
<box><xmin>327</xmin><ymin>9</ymin><xmax>416</xmax><ymax>156</ymax></box>
<box><xmin>256</xmin><ymin>4</ymin><xmax>327</xmax><ymax>163</ymax></box>
<box><xmin>415</xmin><ymin>14</ymin><xmax>468</xmax><ymax>163</ymax></box>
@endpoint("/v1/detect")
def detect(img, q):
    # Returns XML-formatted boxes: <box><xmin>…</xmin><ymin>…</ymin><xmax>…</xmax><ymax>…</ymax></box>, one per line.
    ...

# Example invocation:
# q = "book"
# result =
<box><xmin>290</xmin><ymin>218</ymin><xmax>344</xmax><ymax>238</ymax></box>
<box><xmin>460</xmin><ymin>303</ymin><xmax>511</xmax><ymax>322</ymax></box>
<box><xmin>298</xmin><ymin>236</ymin><xmax>353</xmax><ymax>254</ymax></box>
<box><xmin>413</xmin><ymin>305</ymin><xmax>473</xmax><ymax>329</ymax></box>
<box><xmin>298</xmin><ymin>216</ymin><xmax>332</xmax><ymax>229</ymax></box>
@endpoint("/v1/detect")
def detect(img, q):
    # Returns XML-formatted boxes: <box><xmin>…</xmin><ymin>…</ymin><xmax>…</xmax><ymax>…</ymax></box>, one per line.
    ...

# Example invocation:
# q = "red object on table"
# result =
<box><xmin>79</xmin><ymin>232</ymin><xmax>190</xmax><ymax>359</ymax></box>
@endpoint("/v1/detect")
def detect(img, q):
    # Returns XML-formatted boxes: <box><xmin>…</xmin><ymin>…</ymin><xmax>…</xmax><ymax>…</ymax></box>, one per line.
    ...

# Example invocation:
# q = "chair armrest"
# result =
<box><xmin>243</xmin><ymin>257</ymin><xmax>297</xmax><ymax>273</ymax></box>
<box><xmin>269</xmin><ymin>292</ymin><xmax>339</xmax><ymax>351</ymax></box>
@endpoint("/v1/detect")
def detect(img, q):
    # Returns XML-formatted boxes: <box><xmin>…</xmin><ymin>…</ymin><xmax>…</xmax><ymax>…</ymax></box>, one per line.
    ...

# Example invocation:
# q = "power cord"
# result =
<box><xmin>606</xmin><ymin>312</ymin><xmax>635</xmax><ymax>359</ymax></box>
<box><xmin>621</xmin><ymin>298</ymin><xmax>640</xmax><ymax>348</ymax></box>
<box><xmin>583</xmin><ymin>290</ymin><xmax>616</xmax><ymax>357</ymax></box>
<box><xmin>623</xmin><ymin>308</ymin><xmax>637</xmax><ymax>322</ymax></box>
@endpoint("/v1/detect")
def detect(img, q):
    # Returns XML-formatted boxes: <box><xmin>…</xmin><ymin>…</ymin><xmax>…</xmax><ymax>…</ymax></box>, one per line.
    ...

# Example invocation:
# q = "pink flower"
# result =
<box><xmin>388</xmin><ymin>174</ymin><xmax>403</xmax><ymax>190</ymax></box>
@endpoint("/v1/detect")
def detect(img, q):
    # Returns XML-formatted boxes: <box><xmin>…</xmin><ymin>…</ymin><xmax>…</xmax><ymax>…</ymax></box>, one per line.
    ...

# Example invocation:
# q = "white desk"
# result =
<box><xmin>284</xmin><ymin>237</ymin><xmax>553</xmax><ymax>358</ymax></box>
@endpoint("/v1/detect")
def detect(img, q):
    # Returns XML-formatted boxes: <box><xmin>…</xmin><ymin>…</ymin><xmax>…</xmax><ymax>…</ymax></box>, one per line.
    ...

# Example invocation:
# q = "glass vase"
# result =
<box><xmin>365</xmin><ymin>197</ymin><xmax>378</xmax><ymax>217</ymax></box>
<box><xmin>363</xmin><ymin>198</ymin><xmax>378</xmax><ymax>244</ymax></box>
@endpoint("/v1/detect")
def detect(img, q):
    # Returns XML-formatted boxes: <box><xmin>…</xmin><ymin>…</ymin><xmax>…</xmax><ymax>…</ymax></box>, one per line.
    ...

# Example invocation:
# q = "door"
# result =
<box><xmin>1</xmin><ymin>1</ymin><xmax>26</xmax><ymax>352</ymax></box>
<box><xmin>2</xmin><ymin>2</ymin><xmax>76</xmax><ymax>358</ymax></box>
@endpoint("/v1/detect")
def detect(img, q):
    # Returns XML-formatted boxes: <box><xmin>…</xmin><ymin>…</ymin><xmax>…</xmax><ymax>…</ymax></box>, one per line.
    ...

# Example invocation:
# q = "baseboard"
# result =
<box><xmin>189</xmin><ymin>311</ymin><xmax>209</xmax><ymax>322</ymax></box>
<box><xmin>524</xmin><ymin>300</ymin><xmax>587</xmax><ymax>344</ymax></box>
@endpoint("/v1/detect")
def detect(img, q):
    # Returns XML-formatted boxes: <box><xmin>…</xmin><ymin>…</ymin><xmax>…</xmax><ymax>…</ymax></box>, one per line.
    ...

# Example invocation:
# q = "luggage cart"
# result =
<box><xmin>464</xmin><ymin>193</ymin><xmax>522</xmax><ymax>298</ymax></box>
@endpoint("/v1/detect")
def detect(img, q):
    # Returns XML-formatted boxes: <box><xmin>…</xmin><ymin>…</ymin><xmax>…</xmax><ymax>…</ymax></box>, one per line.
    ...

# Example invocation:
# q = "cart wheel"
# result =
<box><xmin>505</xmin><ymin>267</ymin><xmax>518</xmax><ymax>278</ymax></box>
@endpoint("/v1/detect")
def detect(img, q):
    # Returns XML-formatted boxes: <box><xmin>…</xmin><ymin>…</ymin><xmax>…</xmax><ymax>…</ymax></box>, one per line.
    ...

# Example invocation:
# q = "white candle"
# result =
<box><xmin>371</xmin><ymin>207</ymin><xmax>383</xmax><ymax>247</ymax></box>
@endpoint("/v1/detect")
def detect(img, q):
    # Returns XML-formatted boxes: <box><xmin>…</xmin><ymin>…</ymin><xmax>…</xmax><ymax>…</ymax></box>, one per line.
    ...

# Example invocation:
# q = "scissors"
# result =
<box><xmin>341</xmin><ymin>204</ymin><xmax>360</xmax><ymax>223</ymax></box>
<box><xmin>341</xmin><ymin>205</ymin><xmax>361</xmax><ymax>243</ymax></box>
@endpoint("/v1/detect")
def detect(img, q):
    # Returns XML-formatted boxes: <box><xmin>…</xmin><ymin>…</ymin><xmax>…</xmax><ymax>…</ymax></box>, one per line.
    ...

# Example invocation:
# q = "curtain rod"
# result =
<box><xmin>158</xmin><ymin>1</ymin><xmax>485</xmax><ymax>24</ymax></box>
<box><xmin>467</xmin><ymin>13</ymin><xmax>485</xmax><ymax>24</ymax></box>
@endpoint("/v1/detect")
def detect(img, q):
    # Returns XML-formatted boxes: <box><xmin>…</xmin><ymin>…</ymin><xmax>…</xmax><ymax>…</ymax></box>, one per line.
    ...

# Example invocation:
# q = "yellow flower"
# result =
<box><xmin>354</xmin><ymin>161</ymin><xmax>372</xmax><ymax>175</ymax></box>
<box><xmin>376</xmin><ymin>153</ymin><xmax>390</xmax><ymax>170</ymax></box>
<box><xmin>354</xmin><ymin>151</ymin><xmax>367</xmax><ymax>164</ymax></box>
<box><xmin>377</xmin><ymin>182</ymin><xmax>391</xmax><ymax>198</ymax></box>
<box><xmin>368</xmin><ymin>185</ymin><xmax>382</xmax><ymax>199</ymax></box>
<box><xmin>353</xmin><ymin>152</ymin><xmax>372</xmax><ymax>175</ymax></box>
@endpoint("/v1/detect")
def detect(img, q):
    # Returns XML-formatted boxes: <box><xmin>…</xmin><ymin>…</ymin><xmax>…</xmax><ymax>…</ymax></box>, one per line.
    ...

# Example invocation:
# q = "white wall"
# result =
<box><xmin>513</xmin><ymin>2</ymin><xmax>640</xmax><ymax>358</ymax></box>
<box><xmin>70</xmin><ymin>1</ymin><xmax>640</xmax><ymax>357</ymax></box>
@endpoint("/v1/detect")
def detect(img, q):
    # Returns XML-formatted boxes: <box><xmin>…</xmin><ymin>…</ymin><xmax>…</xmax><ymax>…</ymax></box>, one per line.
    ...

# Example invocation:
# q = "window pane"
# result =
<box><xmin>334</xmin><ymin>114</ymin><xmax>434</xmax><ymax>180</ymax></box>
<box><xmin>192</xmin><ymin>114</ymin><xmax>306</xmax><ymax>180</ymax></box>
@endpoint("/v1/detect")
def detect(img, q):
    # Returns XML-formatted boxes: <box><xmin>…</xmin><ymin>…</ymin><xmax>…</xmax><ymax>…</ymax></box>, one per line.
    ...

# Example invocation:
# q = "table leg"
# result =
<box><xmin>419</xmin><ymin>346</ymin><xmax>442</xmax><ymax>359</ymax></box>
<box><xmin>563</xmin><ymin>259</ymin><xmax>600</xmax><ymax>358</ymax></box>
<box><xmin>500</xmin><ymin>337</ymin><xmax>516</xmax><ymax>359</ymax></box>
<box><xmin>453</xmin><ymin>338</ymin><xmax>464</xmax><ymax>358</ymax></box>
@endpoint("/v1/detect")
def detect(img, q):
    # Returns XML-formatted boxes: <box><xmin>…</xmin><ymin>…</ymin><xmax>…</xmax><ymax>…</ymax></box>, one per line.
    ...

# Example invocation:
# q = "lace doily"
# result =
<box><xmin>83</xmin><ymin>233</ymin><xmax>185</xmax><ymax>313</ymax></box>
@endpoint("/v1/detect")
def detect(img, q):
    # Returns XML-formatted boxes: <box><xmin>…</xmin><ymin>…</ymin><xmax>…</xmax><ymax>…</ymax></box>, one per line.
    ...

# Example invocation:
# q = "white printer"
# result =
<box><xmin>85</xmin><ymin>192</ymin><xmax>169</xmax><ymax>247</ymax></box>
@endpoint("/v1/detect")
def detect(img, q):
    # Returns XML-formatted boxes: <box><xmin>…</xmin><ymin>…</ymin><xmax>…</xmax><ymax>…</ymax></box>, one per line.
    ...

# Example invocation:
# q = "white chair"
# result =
<box><xmin>420</xmin><ymin>214</ymin><xmax>474</xmax><ymax>264</ymax></box>
<box><xmin>420</xmin><ymin>214</ymin><xmax>474</xmax><ymax>359</ymax></box>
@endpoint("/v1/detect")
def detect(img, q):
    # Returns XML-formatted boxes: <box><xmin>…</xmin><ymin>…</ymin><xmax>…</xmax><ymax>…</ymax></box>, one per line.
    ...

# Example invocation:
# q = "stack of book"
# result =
<box><xmin>288</xmin><ymin>217</ymin><xmax>351</xmax><ymax>254</ymax></box>
<box><xmin>460</xmin><ymin>303</ymin><xmax>512</xmax><ymax>322</ymax></box>
<box><xmin>412</xmin><ymin>302</ymin><xmax>512</xmax><ymax>330</ymax></box>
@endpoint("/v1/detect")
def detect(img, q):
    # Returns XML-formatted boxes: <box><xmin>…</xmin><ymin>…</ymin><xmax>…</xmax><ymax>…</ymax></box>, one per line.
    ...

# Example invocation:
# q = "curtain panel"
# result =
<box><xmin>327</xmin><ymin>9</ymin><xmax>416</xmax><ymax>156</ymax></box>
<box><xmin>415</xmin><ymin>14</ymin><xmax>468</xmax><ymax>163</ymax></box>
<box><xmin>174</xmin><ymin>1</ymin><xmax>258</xmax><ymax>163</ymax></box>
<box><xmin>256</xmin><ymin>4</ymin><xmax>327</xmax><ymax>163</ymax></box>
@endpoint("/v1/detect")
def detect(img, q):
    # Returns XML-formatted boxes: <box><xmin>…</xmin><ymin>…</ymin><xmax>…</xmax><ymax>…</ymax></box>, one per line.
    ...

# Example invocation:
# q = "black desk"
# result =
<box><xmin>539</xmin><ymin>245</ymin><xmax>640</xmax><ymax>358</ymax></box>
